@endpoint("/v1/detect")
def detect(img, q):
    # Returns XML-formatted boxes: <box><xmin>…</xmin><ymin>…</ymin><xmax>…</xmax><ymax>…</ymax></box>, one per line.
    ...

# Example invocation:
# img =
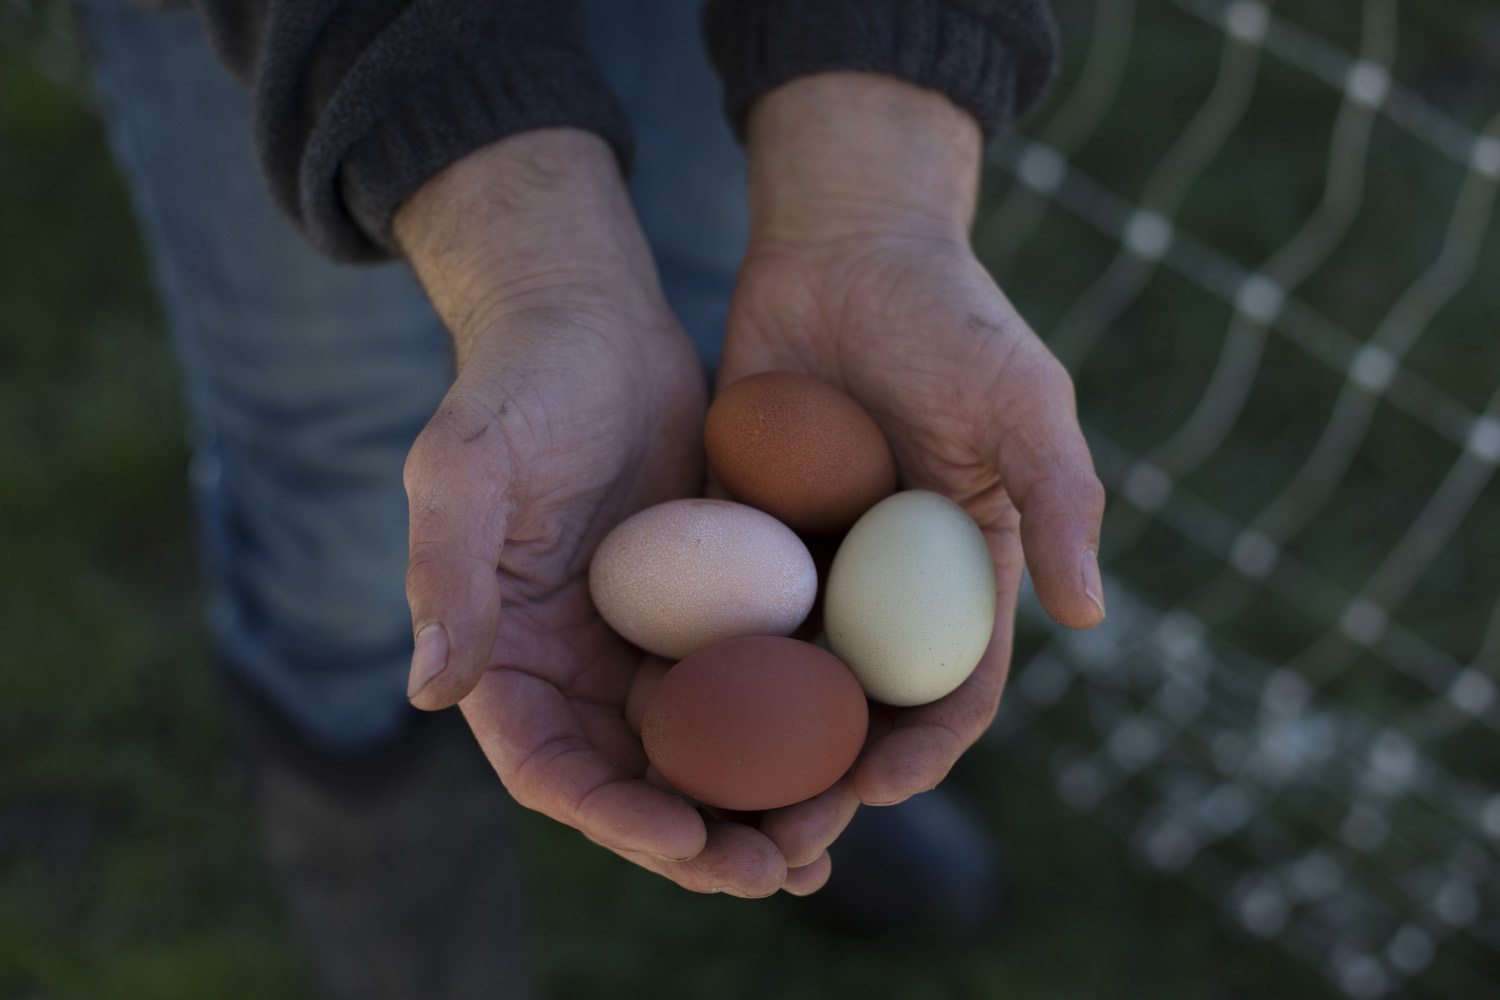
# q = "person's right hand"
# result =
<box><xmin>392</xmin><ymin>130</ymin><xmax>844</xmax><ymax>896</ymax></box>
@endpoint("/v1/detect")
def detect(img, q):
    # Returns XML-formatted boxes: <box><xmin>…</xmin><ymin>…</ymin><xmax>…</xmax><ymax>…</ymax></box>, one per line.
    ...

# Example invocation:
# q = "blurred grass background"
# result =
<box><xmin>4</xmin><ymin>0</ymin><xmax>1497</xmax><ymax>997</ymax></box>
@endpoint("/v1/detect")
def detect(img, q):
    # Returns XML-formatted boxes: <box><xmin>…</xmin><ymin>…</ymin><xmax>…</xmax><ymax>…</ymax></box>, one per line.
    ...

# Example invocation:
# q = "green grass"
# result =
<box><xmin>0</xmin><ymin>28</ymin><xmax>309</xmax><ymax>999</ymax></box>
<box><xmin>4</xmin><ymin>1</ymin><xmax>1496</xmax><ymax>997</ymax></box>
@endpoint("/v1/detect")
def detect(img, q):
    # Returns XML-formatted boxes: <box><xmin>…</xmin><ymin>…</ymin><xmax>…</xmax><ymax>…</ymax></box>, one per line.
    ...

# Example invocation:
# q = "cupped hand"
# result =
<box><xmin>721</xmin><ymin>74</ymin><xmax>1108</xmax><ymax>814</ymax></box>
<box><xmin>720</xmin><ymin>233</ymin><xmax>1106</xmax><ymax>806</ymax></box>
<box><xmin>393</xmin><ymin>130</ymin><xmax>843</xmax><ymax>896</ymax></box>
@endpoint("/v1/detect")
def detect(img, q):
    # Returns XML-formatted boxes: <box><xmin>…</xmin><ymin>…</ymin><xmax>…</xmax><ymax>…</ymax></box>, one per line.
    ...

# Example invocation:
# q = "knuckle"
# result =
<box><xmin>971</xmin><ymin>697</ymin><xmax>1002</xmax><ymax>741</ymax></box>
<box><xmin>403</xmin><ymin>430</ymin><xmax>447</xmax><ymax>495</ymax></box>
<box><xmin>497</xmin><ymin>754</ymin><xmax>551</xmax><ymax>815</ymax></box>
<box><xmin>1080</xmin><ymin>472</ymin><xmax>1107</xmax><ymax>515</ymax></box>
<box><xmin>1027</xmin><ymin>470</ymin><xmax>1105</xmax><ymax>527</ymax></box>
<box><xmin>404</xmin><ymin>398</ymin><xmax>492</xmax><ymax>492</ymax></box>
<box><xmin>403</xmin><ymin>539</ymin><xmax>447</xmax><ymax>591</ymax></box>
<box><xmin>500</xmin><ymin>775</ymin><xmax>542</xmax><ymax>814</ymax></box>
<box><xmin>1034</xmin><ymin>355</ymin><xmax>1077</xmax><ymax>400</ymax></box>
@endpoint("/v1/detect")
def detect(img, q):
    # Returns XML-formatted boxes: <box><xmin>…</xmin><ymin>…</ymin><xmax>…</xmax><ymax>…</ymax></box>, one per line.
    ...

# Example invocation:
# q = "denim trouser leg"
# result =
<box><xmin>79</xmin><ymin>0</ymin><xmax>747</xmax><ymax>751</ymax></box>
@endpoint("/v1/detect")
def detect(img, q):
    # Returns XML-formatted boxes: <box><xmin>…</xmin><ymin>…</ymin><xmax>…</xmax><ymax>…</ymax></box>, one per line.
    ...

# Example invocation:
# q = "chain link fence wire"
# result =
<box><xmin>985</xmin><ymin>1</ymin><xmax>1500</xmax><ymax>995</ymax></box>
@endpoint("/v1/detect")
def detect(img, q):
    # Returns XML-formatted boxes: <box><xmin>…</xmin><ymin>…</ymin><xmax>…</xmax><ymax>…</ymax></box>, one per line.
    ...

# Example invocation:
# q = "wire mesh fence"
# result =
<box><xmin>986</xmin><ymin>1</ymin><xmax>1500</xmax><ymax>995</ymax></box>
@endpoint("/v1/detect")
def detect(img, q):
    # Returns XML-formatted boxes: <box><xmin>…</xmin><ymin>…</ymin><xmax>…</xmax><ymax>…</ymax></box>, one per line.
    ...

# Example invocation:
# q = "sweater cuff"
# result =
<box><xmin>702</xmin><ymin>0</ymin><xmax>1058</xmax><ymax>143</ymax></box>
<box><xmin>302</xmin><ymin>15</ymin><xmax>632</xmax><ymax>262</ymax></box>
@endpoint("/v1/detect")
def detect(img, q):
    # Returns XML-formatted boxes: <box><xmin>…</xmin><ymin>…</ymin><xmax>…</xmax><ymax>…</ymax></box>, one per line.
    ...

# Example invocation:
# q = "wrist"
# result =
<box><xmin>394</xmin><ymin>129</ymin><xmax>665</xmax><ymax>359</ymax></box>
<box><xmin>745</xmin><ymin>73</ymin><xmax>982</xmax><ymax>247</ymax></box>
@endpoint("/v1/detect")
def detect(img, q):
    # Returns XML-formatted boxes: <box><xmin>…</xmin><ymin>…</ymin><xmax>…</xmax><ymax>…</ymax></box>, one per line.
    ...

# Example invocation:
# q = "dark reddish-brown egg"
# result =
<box><xmin>641</xmin><ymin>636</ymin><xmax>869</xmax><ymax>811</ymax></box>
<box><xmin>706</xmin><ymin>372</ymin><xmax>896</xmax><ymax>534</ymax></box>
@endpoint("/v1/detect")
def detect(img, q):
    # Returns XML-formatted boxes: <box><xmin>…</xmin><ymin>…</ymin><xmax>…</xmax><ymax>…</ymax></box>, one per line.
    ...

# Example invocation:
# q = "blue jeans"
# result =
<box><xmin>80</xmin><ymin>0</ymin><xmax>748</xmax><ymax>751</ymax></box>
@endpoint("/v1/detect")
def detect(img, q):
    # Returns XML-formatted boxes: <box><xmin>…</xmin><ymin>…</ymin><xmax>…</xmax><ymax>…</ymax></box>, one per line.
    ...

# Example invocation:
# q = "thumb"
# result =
<box><xmin>402</xmin><ymin>389</ymin><xmax>514</xmax><ymax>710</ymax></box>
<box><xmin>998</xmin><ymin>355</ymin><xmax>1107</xmax><ymax>630</ymax></box>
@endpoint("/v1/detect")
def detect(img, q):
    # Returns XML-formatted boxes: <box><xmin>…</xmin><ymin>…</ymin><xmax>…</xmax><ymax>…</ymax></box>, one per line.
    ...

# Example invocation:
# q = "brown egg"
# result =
<box><xmin>641</xmin><ymin>636</ymin><xmax>869</xmax><ymax>811</ymax></box>
<box><xmin>706</xmin><ymin>372</ymin><xmax>897</xmax><ymax>535</ymax></box>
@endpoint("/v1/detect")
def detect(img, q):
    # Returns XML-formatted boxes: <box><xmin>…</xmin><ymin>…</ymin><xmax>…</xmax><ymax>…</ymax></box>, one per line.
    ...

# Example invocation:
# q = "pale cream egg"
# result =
<box><xmin>825</xmin><ymin>490</ymin><xmax>997</xmax><ymax>706</ymax></box>
<box><xmin>589</xmin><ymin>499</ymin><xmax>817</xmax><ymax>660</ymax></box>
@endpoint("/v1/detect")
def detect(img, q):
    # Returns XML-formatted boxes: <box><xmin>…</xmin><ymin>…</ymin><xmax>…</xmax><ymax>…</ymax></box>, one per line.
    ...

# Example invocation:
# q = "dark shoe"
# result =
<box><xmin>795</xmin><ymin>789</ymin><xmax>1003</xmax><ymax>942</ymax></box>
<box><xmin>220</xmin><ymin>670</ymin><xmax>534</xmax><ymax>1000</ymax></box>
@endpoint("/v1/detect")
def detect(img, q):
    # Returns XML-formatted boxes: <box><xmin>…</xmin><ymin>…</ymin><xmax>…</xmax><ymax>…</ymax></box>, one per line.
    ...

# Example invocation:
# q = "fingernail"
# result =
<box><xmin>407</xmin><ymin>623</ymin><xmax>449</xmax><ymax>699</ymax></box>
<box><xmin>1081</xmin><ymin>548</ymin><xmax>1106</xmax><ymax>621</ymax></box>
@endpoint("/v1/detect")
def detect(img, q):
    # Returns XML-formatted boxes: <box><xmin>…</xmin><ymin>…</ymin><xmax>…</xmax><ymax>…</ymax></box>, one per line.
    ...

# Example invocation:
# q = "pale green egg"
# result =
<box><xmin>825</xmin><ymin>491</ymin><xmax>997</xmax><ymax>706</ymax></box>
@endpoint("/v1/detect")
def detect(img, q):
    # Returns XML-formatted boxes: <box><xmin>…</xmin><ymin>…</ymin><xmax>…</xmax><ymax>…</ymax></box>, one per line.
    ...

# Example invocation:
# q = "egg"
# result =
<box><xmin>642</xmin><ymin>636</ymin><xmax>869</xmax><ymax>811</ymax></box>
<box><xmin>705</xmin><ymin>371</ymin><xmax>897</xmax><ymax>534</ymax></box>
<box><xmin>589</xmin><ymin>499</ymin><xmax>817</xmax><ymax>660</ymax></box>
<box><xmin>824</xmin><ymin>491</ymin><xmax>997</xmax><ymax>706</ymax></box>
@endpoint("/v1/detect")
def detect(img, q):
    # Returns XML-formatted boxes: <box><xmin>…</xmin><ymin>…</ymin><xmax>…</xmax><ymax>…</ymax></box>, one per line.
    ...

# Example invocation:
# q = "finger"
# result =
<box><xmin>576</xmin><ymin>698</ymin><xmax>649</xmax><ymax>772</ymax></box>
<box><xmin>758</xmin><ymin>779</ymin><xmax>860</xmax><ymax>867</ymax></box>
<box><xmin>853</xmin><ymin>538</ymin><xmax>1023</xmax><ymax>806</ymax></box>
<box><xmin>782</xmin><ymin>851</ymin><xmax>833</xmax><ymax>896</ymax></box>
<box><xmin>620</xmin><ymin>820</ymin><xmax>788</xmax><ymax>898</ymax></box>
<box><xmin>403</xmin><ymin>386</ymin><xmax>514</xmax><ymax>710</ymax></box>
<box><xmin>854</xmin><ymin>715</ymin><xmax>972</xmax><ymax>806</ymax></box>
<box><xmin>703</xmin><ymin>804</ymin><xmax>762</xmax><ymax>827</ymax></box>
<box><xmin>625</xmin><ymin>657</ymin><xmax>670</xmax><ymax>736</ymax></box>
<box><xmin>995</xmin><ymin>352</ymin><xmax>1107</xmax><ymax>630</ymax></box>
<box><xmin>463</xmin><ymin>669</ymin><xmax>707</xmax><ymax>861</ymax></box>
<box><xmin>712</xmin><ymin>334</ymin><xmax>783</xmax><ymax>395</ymax></box>
<box><xmin>676</xmin><ymin>821</ymin><xmax>787</xmax><ymax>896</ymax></box>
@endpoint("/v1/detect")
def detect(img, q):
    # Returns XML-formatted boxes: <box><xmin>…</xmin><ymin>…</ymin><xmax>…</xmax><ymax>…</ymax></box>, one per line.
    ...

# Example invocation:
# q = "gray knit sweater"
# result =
<box><xmin>193</xmin><ymin>0</ymin><xmax>1058</xmax><ymax>262</ymax></box>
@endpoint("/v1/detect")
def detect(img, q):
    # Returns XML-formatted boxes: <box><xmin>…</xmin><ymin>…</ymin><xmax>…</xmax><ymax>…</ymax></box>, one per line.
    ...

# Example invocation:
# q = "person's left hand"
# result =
<box><xmin>719</xmin><ymin>74</ymin><xmax>1108</xmax><ymax>819</ymax></box>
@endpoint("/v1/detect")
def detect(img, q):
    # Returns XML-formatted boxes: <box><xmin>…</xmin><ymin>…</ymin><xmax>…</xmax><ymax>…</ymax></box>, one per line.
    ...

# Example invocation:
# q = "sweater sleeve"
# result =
<box><xmin>700</xmin><ymin>0</ymin><xmax>1058</xmax><ymax>141</ymax></box>
<box><xmin>194</xmin><ymin>0</ymin><xmax>633</xmax><ymax>262</ymax></box>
